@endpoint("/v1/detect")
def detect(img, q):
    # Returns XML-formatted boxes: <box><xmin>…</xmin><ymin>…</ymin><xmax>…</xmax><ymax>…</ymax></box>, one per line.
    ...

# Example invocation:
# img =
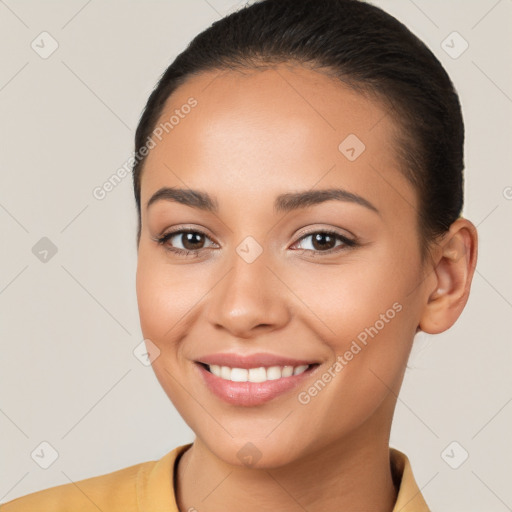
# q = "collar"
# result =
<box><xmin>390</xmin><ymin>448</ymin><xmax>430</xmax><ymax>511</ymax></box>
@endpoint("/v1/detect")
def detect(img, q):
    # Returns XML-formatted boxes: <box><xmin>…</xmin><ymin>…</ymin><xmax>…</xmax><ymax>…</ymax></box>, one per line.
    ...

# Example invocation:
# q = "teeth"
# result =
<box><xmin>220</xmin><ymin>365</ymin><xmax>231</xmax><ymax>380</ymax></box>
<box><xmin>206</xmin><ymin>364</ymin><xmax>311</xmax><ymax>382</ymax></box>
<box><xmin>282</xmin><ymin>366</ymin><xmax>294</xmax><ymax>377</ymax></box>
<box><xmin>230</xmin><ymin>368</ymin><xmax>248</xmax><ymax>382</ymax></box>
<box><xmin>248</xmin><ymin>367</ymin><xmax>267</xmax><ymax>383</ymax></box>
<box><xmin>293</xmin><ymin>365</ymin><xmax>309</xmax><ymax>375</ymax></box>
<box><xmin>267</xmin><ymin>366</ymin><xmax>283</xmax><ymax>380</ymax></box>
<box><xmin>209</xmin><ymin>364</ymin><xmax>221</xmax><ymax>377</ymax></box>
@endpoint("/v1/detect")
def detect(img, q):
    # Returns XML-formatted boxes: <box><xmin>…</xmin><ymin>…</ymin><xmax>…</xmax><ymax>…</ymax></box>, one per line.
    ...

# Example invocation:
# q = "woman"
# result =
<box><xmin>1</xmin><ymin>0</ymin><xmax>478</xmax><ymax>510</ymax></box>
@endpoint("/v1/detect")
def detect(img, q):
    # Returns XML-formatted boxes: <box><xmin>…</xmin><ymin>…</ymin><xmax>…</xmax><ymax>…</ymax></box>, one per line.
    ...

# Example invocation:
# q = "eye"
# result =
<box><xmin>153</xmin><ymin>228</ymin><xmax>217</xmax><ymax>257</ymax></box>
<box><xmin>153</xmin><ymin>227</ymin><xmax>358</xmax><ymax>258</ymax></box>
<box><xmin>291</xmin><ymin>229</ymin><xmax>357</xmax><ymax>256</ymax></box>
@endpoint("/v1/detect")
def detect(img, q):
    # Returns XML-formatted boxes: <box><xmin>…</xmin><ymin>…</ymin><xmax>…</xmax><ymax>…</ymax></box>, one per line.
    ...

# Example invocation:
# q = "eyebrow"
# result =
<box><xmin>146</xmin><ymin>186</ymin><xmax>380</xmax><ymax>215</ymax></box>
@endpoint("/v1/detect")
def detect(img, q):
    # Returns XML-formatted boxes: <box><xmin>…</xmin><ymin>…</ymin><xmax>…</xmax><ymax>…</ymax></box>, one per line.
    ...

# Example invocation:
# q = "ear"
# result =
<box><xmin>418</xmin><ymin>217</ymin><xmax>478</xmax><ymax>334</ymax></box>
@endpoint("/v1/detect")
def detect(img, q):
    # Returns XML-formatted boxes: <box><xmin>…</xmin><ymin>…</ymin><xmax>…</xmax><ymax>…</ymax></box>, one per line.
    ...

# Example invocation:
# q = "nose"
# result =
<box><xmin>205</xmin><ymin>247</ymin><xmax>291</xmax><ymax>339</ymax></box>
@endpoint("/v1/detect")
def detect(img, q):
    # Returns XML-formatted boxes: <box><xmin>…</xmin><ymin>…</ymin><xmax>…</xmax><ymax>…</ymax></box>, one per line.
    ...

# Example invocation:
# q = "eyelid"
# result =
<box><xmin>293</xmin><ymin>224</ymin><xmax>355</xmax><ymax>241</ymax></box>
<box><xmin>159</xmin><ymin>225</ymin><xmax>218</xmax><ymax>244</ymax></box>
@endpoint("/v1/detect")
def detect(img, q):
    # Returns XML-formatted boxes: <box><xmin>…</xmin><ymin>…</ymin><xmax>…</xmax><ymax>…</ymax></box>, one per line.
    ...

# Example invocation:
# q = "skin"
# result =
<box><xmin>135</xmin><ymin>63</ymin><xmax>478</xmax><ymax>512</ymax></box>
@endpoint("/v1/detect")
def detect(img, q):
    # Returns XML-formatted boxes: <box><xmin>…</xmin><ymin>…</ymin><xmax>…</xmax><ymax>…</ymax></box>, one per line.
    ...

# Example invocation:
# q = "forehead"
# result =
<box><xmin>140</xmin><ymin>63</ymin><xmax>416</xmax><ymax>219</ymax></box>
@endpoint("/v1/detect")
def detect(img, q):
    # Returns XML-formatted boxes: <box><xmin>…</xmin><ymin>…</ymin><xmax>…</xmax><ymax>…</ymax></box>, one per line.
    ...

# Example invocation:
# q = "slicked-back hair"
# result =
<box><xmin>132</xmin><ymin>0</ymin><xmax>464</xmax><ymax>263</ymax></box>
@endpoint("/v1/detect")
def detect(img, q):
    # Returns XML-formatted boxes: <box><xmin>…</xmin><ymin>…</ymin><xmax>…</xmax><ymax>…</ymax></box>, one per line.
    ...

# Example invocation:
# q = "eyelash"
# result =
<box><xmin>153</xmin><ymin>227</ymin><xmax>358</xmax><ymax>258</ymax></box>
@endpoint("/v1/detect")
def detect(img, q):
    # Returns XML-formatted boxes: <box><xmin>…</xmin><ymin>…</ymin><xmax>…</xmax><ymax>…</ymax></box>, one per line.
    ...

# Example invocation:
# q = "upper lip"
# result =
<box><xmin>196</xmin><ymin>352</ymin><xmax>318</xmax><ymax>369</ymax></box>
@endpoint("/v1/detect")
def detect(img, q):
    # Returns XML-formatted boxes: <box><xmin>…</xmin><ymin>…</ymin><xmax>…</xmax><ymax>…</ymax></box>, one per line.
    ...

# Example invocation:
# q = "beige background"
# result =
<box><xmin>0</xmin><ymin>0</ymin><xmax>511</xmax><ymax>510</ymax></box>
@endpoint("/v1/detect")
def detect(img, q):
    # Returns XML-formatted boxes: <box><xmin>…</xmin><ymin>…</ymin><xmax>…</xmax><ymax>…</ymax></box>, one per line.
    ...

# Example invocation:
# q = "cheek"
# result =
<box><xmin>135</xmin><ymin>249</ymin><xmax>199</xmax><ymax>408</ymax></box>
<box><xmin>136</xmin><ymin>259</ymin><xmax>170</xmax><ymax>339</ymax></box>
<box><xmin>135</xmin><ymin>245</ymin><xmax>203</xmax><ymax>342</ymax></box>
<box><xmin>292</xmin><ymin>301</ymin><xmax>414</xmax><ymax>451</ymax></box>
<box><xmin>286</xmin><ymin>247</ymin><xmax>413</xmax><ymax>340</ymax></box>
<box><xmin>286</xmin><ymin>254</ymin><xmax>417</xmax><ymax>410</ymax></box>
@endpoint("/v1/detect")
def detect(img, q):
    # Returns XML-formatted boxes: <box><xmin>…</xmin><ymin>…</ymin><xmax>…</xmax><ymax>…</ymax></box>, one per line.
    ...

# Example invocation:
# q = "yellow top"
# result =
<box><xmin>0</xmin><ymin>444</ymin><xmax>430</xmax><ymax>511</ymax></box>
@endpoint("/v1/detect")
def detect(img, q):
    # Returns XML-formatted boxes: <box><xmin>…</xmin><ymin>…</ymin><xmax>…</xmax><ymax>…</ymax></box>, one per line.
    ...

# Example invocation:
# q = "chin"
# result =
<box><xmin>197</xmin><ymin>432</ymin><xmax>310</xmax><ymax>469</ymax></box>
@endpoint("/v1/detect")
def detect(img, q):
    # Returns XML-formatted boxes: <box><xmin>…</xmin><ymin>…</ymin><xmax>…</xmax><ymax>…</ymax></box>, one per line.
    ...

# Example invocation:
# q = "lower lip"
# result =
<box><xmin>195</xmin><ymin>363</ymin><xmax>318</xmax><ymax>406</ymax></box>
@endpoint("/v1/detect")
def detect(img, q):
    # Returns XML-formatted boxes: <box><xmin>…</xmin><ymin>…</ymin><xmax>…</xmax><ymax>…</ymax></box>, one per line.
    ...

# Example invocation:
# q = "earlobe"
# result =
<box><xmin>418</xmin><ymin>218</ymin><xmax>478</xmax><ymax>335</ymax></box>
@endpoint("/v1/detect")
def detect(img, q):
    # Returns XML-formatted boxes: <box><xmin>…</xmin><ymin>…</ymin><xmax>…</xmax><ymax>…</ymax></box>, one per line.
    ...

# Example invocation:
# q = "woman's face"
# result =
<box><xmin>136</xmin><ymin>63</ymin><xmax>430</xmax><ymax>467</ymax></box>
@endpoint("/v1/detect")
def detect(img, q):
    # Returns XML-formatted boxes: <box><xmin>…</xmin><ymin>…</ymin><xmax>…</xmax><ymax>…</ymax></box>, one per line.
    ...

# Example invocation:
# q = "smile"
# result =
<box><xmin>194</xmin><ymin>354</ymin><xmax>320</xmax><ymax>406</ymax></box>
<box><xmin>204</xmin><ymin>363</ymin><xmax>311</xmax><ymax>382</ymax></box>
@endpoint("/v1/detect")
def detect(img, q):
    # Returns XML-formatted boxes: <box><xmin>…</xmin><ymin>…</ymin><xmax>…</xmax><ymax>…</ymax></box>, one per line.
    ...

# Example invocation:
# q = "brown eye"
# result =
<box><xmin>178</xmin><ymin>231</ymin><xmax>206</xmax><ymax>250</ymax></box>
<box><xmin>293</xmin><ymin>230</ymin><xmax>357</xmax><ymax>255</ymax></box>
<box><xmin>310</xmin><ymin>232</ymin><xmax>337</xmax><ymax>251</ymax></box>
<box><xmin>155</xmin><ymin>229</ymin><xmax>217</xmax><ymax>256</ymax></box>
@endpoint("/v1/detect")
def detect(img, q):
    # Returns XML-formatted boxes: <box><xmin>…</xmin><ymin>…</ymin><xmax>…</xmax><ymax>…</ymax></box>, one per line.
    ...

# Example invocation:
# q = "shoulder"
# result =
<box><xmin>0</xmin><ymin>444</ymin><xmax>190</xmax><ymax>512</ymax></box>
<box><xmin>0</xmin><ymin>460</ymin><xmax>152</xmax><ymax>512</ymax></box>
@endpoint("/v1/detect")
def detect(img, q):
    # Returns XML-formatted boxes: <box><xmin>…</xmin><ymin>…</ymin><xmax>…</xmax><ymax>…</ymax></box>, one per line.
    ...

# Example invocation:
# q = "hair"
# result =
<box><xmin>132</xmin><ymin>0</ymin><xmax>464</xmax><ymax>263</ymax></box>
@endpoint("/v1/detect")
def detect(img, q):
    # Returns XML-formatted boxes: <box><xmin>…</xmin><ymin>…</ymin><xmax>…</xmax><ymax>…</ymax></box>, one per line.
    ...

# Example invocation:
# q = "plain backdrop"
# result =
<box><xmin>0</xmin><ymin>0</ymin><xmax>511</xmax><ymax>510</ymax></box>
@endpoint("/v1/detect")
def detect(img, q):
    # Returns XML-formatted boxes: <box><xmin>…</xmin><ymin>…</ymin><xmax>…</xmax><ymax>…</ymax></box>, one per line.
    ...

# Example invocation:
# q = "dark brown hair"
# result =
<box><xmin>132</xmin><ymin>0</ymin><xmax>464</xmax><ymax>262</ymax></box>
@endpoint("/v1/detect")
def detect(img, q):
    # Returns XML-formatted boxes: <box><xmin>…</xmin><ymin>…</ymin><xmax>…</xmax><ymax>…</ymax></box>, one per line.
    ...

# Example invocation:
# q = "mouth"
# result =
<box><xmin>197</xmin><ymin>362</ymin><xmax>318</xmax><ymax>382</ymax></box>
<box><xmin>194</xmin><ymin>358</ymin><xmax>321</xmax><ymax>407</ymax></box>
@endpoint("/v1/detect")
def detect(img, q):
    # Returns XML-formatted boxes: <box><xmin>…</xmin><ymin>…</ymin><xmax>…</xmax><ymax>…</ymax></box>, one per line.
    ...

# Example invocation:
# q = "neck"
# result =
<box><xmin>175</xmin><ymin>412</ymin><xmax>398</xmax><ymax>512</ymax></box>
